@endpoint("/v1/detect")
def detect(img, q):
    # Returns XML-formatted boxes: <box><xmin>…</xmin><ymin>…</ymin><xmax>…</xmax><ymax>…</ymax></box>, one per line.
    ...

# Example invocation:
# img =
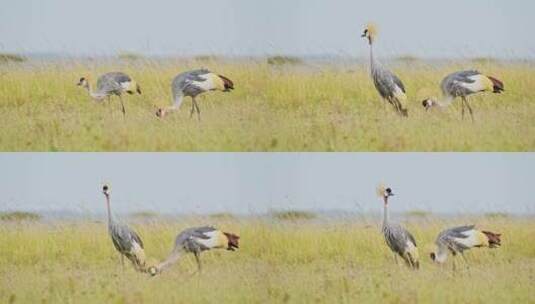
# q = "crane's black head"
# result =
<box><xmin>361</xmin><ymin>24</ymin><xmax>377</xmax><ymax>45</ymax></box>
<box><xmin>147</xmin><ymin>266</ymin><xmax>159</xmax><ymax>276</ymax></box>
<box><xmin>422</xmin><ymin>99</ymin><xmax>435</xmax><ymax>111</ymax></box>
<box><xmin>102</xmin><ymin>184</ymin><xmax>110</xmax><ymax>197</ymax></box>
<box><xmin>77</xmin><ymin>77</ymin><xmax>88</xmax><ymax>87</ymax></box>
<box><xmin>155</xmin><ymin>108</ymin><xmax>165</xmax><ymax>118</ymax></box>
<box><xmin>385</xmin><ymin>187</ymin><xmax>394</xmax><ymax>197</ymax></box>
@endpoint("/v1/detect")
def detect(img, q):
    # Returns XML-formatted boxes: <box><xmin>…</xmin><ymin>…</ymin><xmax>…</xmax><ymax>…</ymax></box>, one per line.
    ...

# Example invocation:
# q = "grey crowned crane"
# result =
<box><xmin>422</xmin><ymin>70</ymin><xmax>504</xmax><ymax>121</ymax></box>
<box><xmin>362</xmin><ymin>24</ymin><xmax>409</xmax><ymax>117</ymax></box>
<box><xmin>155</xmin><ymin>69</ymin><xmax>234</xmax><ymax>120</ymax></box>
<box><xmin>102</xmin><ymin>184</ymin><xmax>147</xmax><ymax>272</ymax></box>
<box><xmin>377</xmin><ymin>184</ymin><xmax>419</xmax><ymax>269</ymax></box>
<box><xmin>77</xmin><ymin>72</ymin><xmax>141</xmax><ymax>116</ymax></box>
<box><xmin>430</xmin><ymin>225</ymin><xmax>501</xmax><ymax>267</ymax></box>
<box><xmin>148</xmin><ymin>226</ymin><xmax>239</xmax><ymax>276</ymax></box>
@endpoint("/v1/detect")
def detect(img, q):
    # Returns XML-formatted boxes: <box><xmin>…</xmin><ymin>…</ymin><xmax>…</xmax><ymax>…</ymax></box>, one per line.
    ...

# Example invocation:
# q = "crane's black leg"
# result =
<box><xmin>118</xmin><ymin>95</ymin><xmax>126</xmax><ymax>117</ymax></box>
<box><xmin>460</xmin><ymin>253</ymin><xmax>470</xmax><ymax>270</ymax></box>
<box><xmin>463</xmin><ymin>97</ymin><xmax>474</xmax><ymax>122</ymax></box>
<box><xmin>193</xmin><ymin>97</ymin><xmax>201</xmax><ymax>121</ymax></box>
<box><xmin>461</xmin><ymin>97</ymin><xmax>466</xmax><ymax>120</ymax></box>
<box><xmin>190</xmin><ymin>98</ymin><xmax>195</xmax><ymax>118</ymax></box>
<box><xmin>194</xmin><ymin>251</ymin><xmax>202</xmax><ymax>273</ymax></box>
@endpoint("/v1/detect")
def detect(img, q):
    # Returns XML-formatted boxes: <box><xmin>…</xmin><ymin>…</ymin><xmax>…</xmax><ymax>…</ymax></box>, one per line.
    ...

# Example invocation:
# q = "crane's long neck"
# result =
<box><xmin>156</xmin><ymin>249</ymin><xmax>182</xmax><ymax>273</ymax></box>
<box><xmin>84</xmin><ymin>82</ymin><xmax>105</xmax><ymax>100</ymax></box>
<box><xmin>105</xmin><ymin>194</ymin><xmax>113</xmax><ymax>228</ymax></box>
<box><xmin>382</xmin><ymin>197</ymin><xmax>389</xmax><ymax>227</ymax></box>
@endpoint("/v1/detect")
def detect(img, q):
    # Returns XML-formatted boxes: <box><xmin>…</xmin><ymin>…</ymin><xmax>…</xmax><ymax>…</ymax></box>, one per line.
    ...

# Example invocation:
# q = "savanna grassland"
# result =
<box><xmin>0</xmin><ymin>58</ymin><xmax>534</xmax><ymax>151</ymax></box>
<box><xmin>0</xmin><ymin>215</ymin><xmax>534</xmax><ymax>303</ymax></box>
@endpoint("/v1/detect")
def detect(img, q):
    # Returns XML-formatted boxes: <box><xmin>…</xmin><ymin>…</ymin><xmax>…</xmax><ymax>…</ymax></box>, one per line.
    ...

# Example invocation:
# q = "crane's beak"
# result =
<box><xmin>361</xmin><ymin>33</ymin><xmax>367</xmax><ymax>38</ymax></box>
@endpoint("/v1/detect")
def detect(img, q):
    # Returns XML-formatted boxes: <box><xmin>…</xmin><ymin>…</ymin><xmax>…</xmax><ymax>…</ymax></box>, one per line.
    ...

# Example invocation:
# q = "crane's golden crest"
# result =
<box><xmin>365</xmin><ymin>23</ymin><xmax>378</xmax><ymax>37</ymax></box>
<box><xmin>376</xmin><ymin>183</ymin><xmax>386</xmax><ymax>197</ymax></box>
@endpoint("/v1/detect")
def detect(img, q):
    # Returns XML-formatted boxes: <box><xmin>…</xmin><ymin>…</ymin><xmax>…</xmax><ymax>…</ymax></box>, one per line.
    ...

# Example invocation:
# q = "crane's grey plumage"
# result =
<box><xmin>378</xmin><ymin>185</ymin><xmax>419</xmax><ymax>269</ymax></box>
<box><xmin>422</xmin><ymin>70</ymin><xmax>504</xmax><ymax>121</ymax></box>
<box><xmin>102</xmin><ymin>184</ymin><xmax>146</xmax><ymax>271</ymax></box>
<box><xmin>148</xmin><ymin>226</ymin><xmax>239</xmax><ymax>276</ymax></box>
<box><xmin>362</xmin><ymin>25</ymin><xmax>408</xmax><ymax>116</ymax></box>
<box><xmin>156</xmin><ymin>69</ymin><xmax>234</xmax><ymax>119</ymax></box>
<box><xmin>77</xmin><ymin>72</ymin><xmax>141</xmax><ymax>116</ymax></box>
<box><xmin>430</xmin><ymin>225</ymin><xmax>502</xmax><ymax>265</ymax></box>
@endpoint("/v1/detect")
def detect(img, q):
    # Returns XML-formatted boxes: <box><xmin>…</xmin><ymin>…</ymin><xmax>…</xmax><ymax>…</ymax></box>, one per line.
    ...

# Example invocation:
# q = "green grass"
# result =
<box><xmin>0</xmin><ymin>59</ymin><xmax>534</xmax><ymax>151</ymax></box>
<box><xmin>0</xmin><ymin>216</ymin><xmax>533</xmax><ymax>303</ymax></box>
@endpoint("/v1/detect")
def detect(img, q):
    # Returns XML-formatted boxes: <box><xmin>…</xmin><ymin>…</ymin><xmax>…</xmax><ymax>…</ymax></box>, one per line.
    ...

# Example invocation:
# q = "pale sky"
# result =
<box><xmin>0</xmin><ymin>153</ymin><xmax>533</xmax><ymax>215</ymax></box>
<box><xmin>0</xmin><ymin>0</ymin><xmax>534</xmax><ymax>58</ymax></box>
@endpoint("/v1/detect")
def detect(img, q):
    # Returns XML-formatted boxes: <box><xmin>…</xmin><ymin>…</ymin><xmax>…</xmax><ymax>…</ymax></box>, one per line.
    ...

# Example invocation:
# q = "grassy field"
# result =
<box><xmin>1</xmin><ymin>216</ymin><xmax>534</xmax><ymax>303</ymax></box>
<box><xmin>1</xmin><ymin>59</ymin><xmax>534</xmax><ymax>151</ymax></box>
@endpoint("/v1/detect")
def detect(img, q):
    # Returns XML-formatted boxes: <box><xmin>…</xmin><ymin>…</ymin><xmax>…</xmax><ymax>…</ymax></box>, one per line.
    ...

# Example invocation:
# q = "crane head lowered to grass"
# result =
<box><xmin>422</xmin><ymin>70</ymin><xmax>504</xmax><ymax>121</ymax></box>
<box><xmin>155</xmin><ymin>69</ymin><xmax>234</xmax><ymax>120</ymax></box>
<box><xmin>77</xmin><ymin>72</ymin><xmax>142</xmax><ymax>117</ymax></box>
<box><xmin>362</xmin><ymin>23</ymin><xmax>409</xmax><ymax>117</ymax></box>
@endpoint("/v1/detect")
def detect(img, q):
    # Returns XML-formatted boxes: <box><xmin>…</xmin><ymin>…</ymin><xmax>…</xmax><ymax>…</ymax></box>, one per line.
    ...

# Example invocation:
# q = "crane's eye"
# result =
<box><xmin>103</xmin><ymin>185</ymin><xmax>108</xmax><ymax>191</ymax></box>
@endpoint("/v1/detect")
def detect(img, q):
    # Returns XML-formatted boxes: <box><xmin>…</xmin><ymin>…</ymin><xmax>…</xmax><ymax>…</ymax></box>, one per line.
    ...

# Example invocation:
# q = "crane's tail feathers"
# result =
<box><xmin>487</xmin><ymin>76</ymin><xmax>504</xmax><ymax>93</ymax></box>
<box><xmin>223</xmin><ymin>232</ymin><xmax>240</xmax><ymax>251</ymax></box>
<box><xmin>482</xmin><ymin>230</ymin><xmax>502</xmax><ymax>248</ymax></box>
<box><xmin>218</xmin><ymin>75</ymin><xmax>234</xmax><ymax>92</ymax></box>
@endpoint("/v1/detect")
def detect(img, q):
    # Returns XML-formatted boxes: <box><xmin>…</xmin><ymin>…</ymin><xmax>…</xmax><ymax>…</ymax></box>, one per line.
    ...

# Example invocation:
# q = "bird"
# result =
<box><xmin>101</xmin><ymin>184</ymin><xmax>147</xmax><ymax>272</ymax></box>
<box><xmin>77</xmin><ymin>72</ymin><xmax>142</xmax><ymax>116</ymax></box>
<box><xmin>430</xmin><ymin>225</ymin><xmax>501</xmax><ymax>267</ymax></box>
<box><xmin>147</xmin><ymin>226</ymin><xmax>239</xmax><ymax>276</ymax></box>
<box><xmin>422</xmin><ymin>70</ymin><xmax>504</xmax><ymax>121</ymax></box>
<box><xmin>377</xmin><ymin>184</ymin><xmax>419</xmax><ymax>269</ymax></box>
<box><xmin>155</xmin><ymin>69</ymin><xmax>234</xmax><ymax>120</ymax></box>
<box><xmin>362</xmin><ymin>24</ymin><xmax>409</xmax><ymax>117</ymax></box>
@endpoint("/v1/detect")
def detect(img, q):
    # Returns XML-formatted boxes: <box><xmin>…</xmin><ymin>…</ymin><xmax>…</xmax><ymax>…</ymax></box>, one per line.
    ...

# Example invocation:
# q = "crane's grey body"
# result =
<box><xmin>441</xmin><ymin>71</ymin><xmax>481</xmax><ymax>98</ymax></box>
<box><xmin>435</xmin><ymin>225</ymin><xmax>475</xmax><ymax>254</ymax></box>
<box><xmin>96</xmin><ymin>72</ymin><xmax>134</xmax><ymax>96</ymax></box>
<box><xmin>172</xmin><ymin>69</ymin><xmax>213</xmax><ymax>101</ymax></box>
<box><xmin>173</xmin><ymin>226</ymin><xmax>219</xmax><ymax>253</ymax></box>
<box><xmin>382</xmin><ymin>222</ymin><xmax>417</xmax><ymax>257</ymax></box>
<box><xmin>108</xmin><ymin>219</ymin><xmax>145</xmax><ymax>266</ymax></box>
<box><xmin>371</xmin><ymin>60</ymin><xmax>406</xmax><ymax>103</ymax></box>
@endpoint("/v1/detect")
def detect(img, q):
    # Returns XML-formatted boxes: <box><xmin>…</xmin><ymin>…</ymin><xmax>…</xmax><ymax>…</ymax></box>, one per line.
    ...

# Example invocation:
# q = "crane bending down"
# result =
<box><xmin>148</xmin><ymin>226</ymin><xmax>239</xmax><ymax>276</ymax></box>
<box><xmin>362</xmin><ymin>24</ymin><xmax>408</xmax><ymax>117</ymax></box>
<box><xmin>77</xmin><ymin>72</ymin><xmax>142</xmax><ymax>116</ymax></box>
<box><xmin>155</xmin><ymin>69</ymin><xmax>234</xmax><ymax>120</ymax></box>
<box><xmin>377</xmin><ymin>185</ymin><xmax>419</xmax><ymax>269</ymax></box>
<box><xmin>430</xmin><ymin>225</ymin><xmax>501</xmax><ymax>266</ymax></box>
<box><xmin>422</xmin><ymin>70</ymin><xmax>504</xmax><ymax>121</ymax></box>
<box><xmin>102</xmin><ymin>184</ymin><xmax>147</xmax><ymax>272</ymax></box>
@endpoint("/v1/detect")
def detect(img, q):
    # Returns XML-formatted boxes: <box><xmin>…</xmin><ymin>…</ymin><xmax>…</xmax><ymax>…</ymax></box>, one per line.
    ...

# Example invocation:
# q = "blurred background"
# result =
<box><xmin>0</xmin><ymin>153</ymin><xmax>533</xmax><ymax>218</ymax></box>
<box><xmin>1</xmin><ymin>0</ymin><xmax>534</xmax><ymax>59</ymax></box>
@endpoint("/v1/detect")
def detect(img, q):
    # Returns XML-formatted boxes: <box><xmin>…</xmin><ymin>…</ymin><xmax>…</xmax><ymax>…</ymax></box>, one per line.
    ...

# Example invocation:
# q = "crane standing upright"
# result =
<box><xmin>77</xmin><ymin>72</ymin><xmax>142</xmax><ymax>116</ymax></box>
<box><xmin>148</xmin><ymin>226</ymin><xmax>239</xmax><ymax>276</ymax></box>
<box><xmin>102</xmin><ymin>184</ymin><xmax>147</xmax><ymax>272</ymax></box>
<box><xmin>156</xmin><ymin>69</ymin><xmax>234</xmax><ymax>120</ymax></box>
<box><xmin>377</xmin><ymin>185</ymin><xmax>419</xmax><ymax>269</ymax></box>
<box><xmin>362</xmin><ymin>24</ymin><xmax>409</xmax><ymax>117</ymax></box>
<box><xmin>422</xmin><ymin>70</ymin><xmax>504</xmax><ymax>121</ymax></box>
